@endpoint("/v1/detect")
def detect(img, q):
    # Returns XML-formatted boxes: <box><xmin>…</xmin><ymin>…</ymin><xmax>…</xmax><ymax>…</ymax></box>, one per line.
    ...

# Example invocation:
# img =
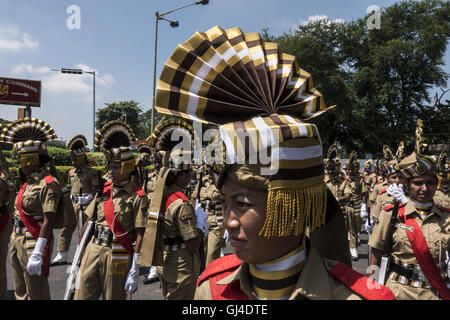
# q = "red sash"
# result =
<box><xmin>329</xmin><ymin>262</ymin><xmax>395</xmax><ymax>300</ymax></box>
<box><xmin>164</xmin><ymin>191</ymin><xmax>188</xmax><ymax>212</ymax></box>
<box><xmin>16</xmin><ymin>182</ymin><xmax>53</xmax><ymax>277</ymax></box>
<box><xmin>102</xmin><ymin>184</ymin><xmax>134</xmax><ymax>255</ymax></box>
<box><xmin>397</xmin><ymin>206</ymin><xmax>450</xmax><ymax>300</ymax></box>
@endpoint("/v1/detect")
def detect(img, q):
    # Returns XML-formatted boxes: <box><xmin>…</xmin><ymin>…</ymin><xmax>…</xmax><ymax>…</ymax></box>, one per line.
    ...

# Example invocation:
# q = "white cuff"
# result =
<box><xmin>34</xmin><ymin>237</ymin><xmax>47</xmax><ymax>253</ymax></box>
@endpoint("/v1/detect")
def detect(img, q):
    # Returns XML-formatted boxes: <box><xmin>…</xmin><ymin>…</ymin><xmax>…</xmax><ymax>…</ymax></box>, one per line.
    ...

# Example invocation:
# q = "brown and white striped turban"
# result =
<box><xmin>154</xmin><ymin>26</ymin><xmax>336</xmax><ymax>238</ymax></box>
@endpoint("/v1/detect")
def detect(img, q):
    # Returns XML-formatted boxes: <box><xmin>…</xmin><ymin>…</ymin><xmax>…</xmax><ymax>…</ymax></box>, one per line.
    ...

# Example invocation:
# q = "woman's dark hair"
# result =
<box><xmin>39</xmin><ymin>154</ymin><xmax>51</xmax><ymax>165</ymax></box>
<box><xmin>165</xmin><ymin>170</ymin><xmax>177</xmax><ymax>186</ymax></box>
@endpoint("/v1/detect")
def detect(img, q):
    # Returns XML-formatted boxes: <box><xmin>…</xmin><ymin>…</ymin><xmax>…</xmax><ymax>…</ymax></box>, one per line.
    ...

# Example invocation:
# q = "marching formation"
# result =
<box><xmin>0</xmin><ymin>26</ymin><xmax>448</xmax><ymax>300</ymax></box>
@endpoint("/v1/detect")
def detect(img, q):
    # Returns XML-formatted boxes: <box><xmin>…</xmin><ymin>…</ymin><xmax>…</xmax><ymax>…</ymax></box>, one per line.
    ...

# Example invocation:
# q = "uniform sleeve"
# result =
<box><xmin>368</xmin><ymin>209</ymin><xmax>393</xmax><ymax>251</ymax></box>
<box><xmin>343</xmin><ymin>181</ymin><xmax>354</xmax><ymax>195</ymax></box>
<box><xmin>41</xmin><ymin>183</ymin><xmax>62</xmax><ymax>214</ymax></box>
<box><xmin>133</xmin><ymin>194</ymin><xmax>149</xmax><ymax>229</ymax></box>
<box><xmin>176</xmin><ymin>202</ymin><xmax>198</xmax><ymax>241</ymax></box>
<box><xmin>369</xmin><ymin>185</ymin><xmax>379</xmax><ymax>204</ymax></box>
<box><xmin>371</xmin><ymin>195</ymin><xmax>383</xmax><ymax>220</ymax></box>
<box><xmin>84</xmin><ymin>194</ymin><xmax>98</xmax><ymax>219</ymax></box>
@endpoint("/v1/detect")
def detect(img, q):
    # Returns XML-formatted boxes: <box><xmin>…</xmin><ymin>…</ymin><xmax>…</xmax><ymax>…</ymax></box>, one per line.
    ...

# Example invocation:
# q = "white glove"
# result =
<box><xmin>27</xmin><ymin>237</ymin><xmax>47</xmax><ymax>276</ymax></box>
<box><xmin>124</xmin><ymin>252</ymin><xmax>140</xmax><ymax>294</ymax></box>
<box><xmin>78</xmin><ymin>194</ymin><xmax>94</xmax><ymax>205</ymax></box>
<box><xmin>360</xmin><ymin>203</ymin><xmax>368</xmax><ymax>219</ymax></box>
<box><xmin>195</xmin><ymin>202</ymin><xmax>209</xmax><ymax>234</ymax></box>
<box><xmin>387</xmin><ymin>183</ymin><xmax>409</xmax><ymax>204</ymax></box>
<box><xmin>223</xmin><ymin>229</ymin><xmax>230</xmax><ymax>241</ymax></box>
<box><xmin>365</xmin><ymin>217</ymin><xmax>374</xmax><ymax>234</ymax></box>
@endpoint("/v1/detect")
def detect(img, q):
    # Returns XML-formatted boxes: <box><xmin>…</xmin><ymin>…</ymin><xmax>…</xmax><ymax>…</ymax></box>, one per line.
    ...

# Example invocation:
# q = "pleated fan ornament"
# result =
<box><xmin>67</xmin><ymin>134</ymin><xmax>88</xmax><ymax>166</ymax></box>
<box><xmin>139</xmin><ymin>118</ymin><xmax>196</xmax><ymax>267</ymax></box>
<box><xmin>136</xmin><ymin>142</ymin><xmax>152</xmax><ymax>166</ymax></box>
<box><xmin>154</xmin><ymin>26</ymin><xmax>337</xmax><ymax>238</ymax></box>
<box><xmin>397</xmin><ymin>119</ymin><xmax>437</xmax><ymax>178</ymax></box>
<box><xmin>0</xmin><ymin>117</ymin><xmax>57</xmax><ymax>166</ymax></box>
<box><xmin>325</xmin><ymin>144</ymin><xmax>340</xmax><ymax>172</ymax></box>
<box><xmin>94</xmin><ymin>120</ymin><xmax>137</xmax><ymax>175</ymax></box>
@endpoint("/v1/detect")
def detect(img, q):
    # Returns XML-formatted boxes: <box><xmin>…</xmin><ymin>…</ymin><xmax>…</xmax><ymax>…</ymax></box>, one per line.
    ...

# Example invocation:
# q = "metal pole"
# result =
<box><xmin>93</xmin><ymin>71</ymin><xmax>96</xmax><ymax>150</ymax></box>
<box><xmin>151</xmin><ymin>12</ymin><xmax>159</xmax><ymax>134</ymax></box>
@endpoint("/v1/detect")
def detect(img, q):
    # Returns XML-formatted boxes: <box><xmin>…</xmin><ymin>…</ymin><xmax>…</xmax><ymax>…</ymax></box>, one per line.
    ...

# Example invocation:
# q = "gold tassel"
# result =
<box><xmin>260</xmin><ymin>184</ymin><xmax>327</xmax><ymax>238</ymax></box>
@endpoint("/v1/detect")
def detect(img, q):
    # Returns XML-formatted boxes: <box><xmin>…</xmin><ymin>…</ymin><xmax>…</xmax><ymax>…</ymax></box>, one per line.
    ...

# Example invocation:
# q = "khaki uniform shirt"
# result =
<box><xmin>369</xmin><ymin>181</ymin><xmax>388</xmax><ymax>206</ymax></box>
<box><xmin>325</xmin><ymin>175</ymin><xmax>344</xmax><ymax>199</ymax></box>
<box><xmin>68</xmin><ymin>165</ymin><xmax>98</xmax><ymax>196</ymax></box>
<box><xmin>199</xmin><ymin>176</ymin><xmax>222</xmax><ymax>229</ymax></box>
<box><xmin>371</xmin><ymin>189</ymin><xmax>394</xmax><ymax>221</ymax></box>
<box><xmin>433</xmin><ymin>189</ymin><xmax>449</xmax><ymax>209</ymax></box>
<box><xmin>195</xmin><ymin>242</ymin><xmax>364</xmax><ymax>300</ymax></box>
<box><xmin>162</xmin><ymin>185</ymin><xmax>198</xmax><ymax>242</ymax></box>
<box><xmin>368</xmin><ymin>202</ymin><xmax>450</xmax><ymax>299</ymax></box>
<box><xmin>85</xmin><ymin>180</ymin><xmax>148</xmax><ymax>232</ymax></box>
<box><xmin>340</xmin><ymin>176</ymin><xmax>363</xmax><ymax>208</ymax></box>
<box><xmin>13</xmin><ymin>170</ymin><xmax>62</xmax><ymax>220</ymax></box>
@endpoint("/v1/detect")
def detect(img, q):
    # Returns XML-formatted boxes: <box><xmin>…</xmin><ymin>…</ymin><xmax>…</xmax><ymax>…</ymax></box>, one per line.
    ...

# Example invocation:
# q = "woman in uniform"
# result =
<box><xmin>139</xmin><ymin>118</ymin><xmax>203</xmax><ymax>300</ymax></box>
<box><xmin>74</xmin><ymin>120</ymin><xmax>148</xmax><ymax>300</ymax></box>
<box><xmin>0</xmin><ymin>118</ymin><xmax>62</xmax><ymax>300</ymax></box>
<box><xmin>369</xmin><ymin>120</ymin><xmax>450</xmax><ymax>300</ymax></box>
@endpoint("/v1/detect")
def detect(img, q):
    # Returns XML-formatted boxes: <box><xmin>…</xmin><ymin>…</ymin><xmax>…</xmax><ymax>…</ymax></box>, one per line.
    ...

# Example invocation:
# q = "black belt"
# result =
<box><xmin>163</xmin><ymin>236</ymin><xmax>185</xmax><ymax>246</ymax></box>
<box><xmin>389</xmin><ymin>259</ymin><xmax>429</xmax><ymax>282</ymax></box>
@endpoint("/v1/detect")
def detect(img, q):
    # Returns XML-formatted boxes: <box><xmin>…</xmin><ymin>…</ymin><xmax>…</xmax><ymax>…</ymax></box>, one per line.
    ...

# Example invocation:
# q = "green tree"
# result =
<box><xmin>263</xmin><ymin>0</ymin><xmax>450</xmax><ymax>156</ymax></box>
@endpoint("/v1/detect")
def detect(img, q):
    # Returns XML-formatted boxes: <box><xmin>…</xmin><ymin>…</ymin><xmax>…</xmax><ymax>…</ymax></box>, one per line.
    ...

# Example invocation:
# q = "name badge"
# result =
<box><xmin>395</xmin><ymin>223</ymin><xmax>413</xmax><ymax>232</ymax></box>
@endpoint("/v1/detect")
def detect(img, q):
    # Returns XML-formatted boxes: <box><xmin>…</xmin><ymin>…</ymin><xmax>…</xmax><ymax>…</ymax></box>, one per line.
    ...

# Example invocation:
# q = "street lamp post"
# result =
<box><xmin>150</xmin><ymin>0</ymin><xmax>209</xmax><ymax>134</ymax></box>
<box><xmin>51</xmin><ymin>68</ymin><xmax>96</xmax><ymax>149</ymax></box>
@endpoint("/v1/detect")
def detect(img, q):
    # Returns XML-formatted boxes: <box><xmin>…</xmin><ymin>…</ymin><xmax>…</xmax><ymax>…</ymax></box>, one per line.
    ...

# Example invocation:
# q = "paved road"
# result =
<box><xmin>5</xmin><ymin>228</ymin><xmax>370</xmax><ymax>300</ymax></box>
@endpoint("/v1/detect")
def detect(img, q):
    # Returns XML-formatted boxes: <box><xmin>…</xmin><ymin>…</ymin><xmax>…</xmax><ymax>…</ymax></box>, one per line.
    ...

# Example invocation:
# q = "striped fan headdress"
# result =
<box><xmin>346</xmin><ymin>151</ymin><xmax>359</xmax><ymax>171</ymax></box>
<box><xmin>0</xmin><ymin>117</ymin><xmax>56</xmax><ymax>166</ymax></box>
<box><xmin>154</xmin><ymin>26</ymin><xmax>336</xmax><ymax>238</ymax></box>
<box><xmin>436</xmin><ymin>149</ymin><xmax>448</xmax><ymax>173</ymax></box>
<box><xmin>398</xmin><ymin>119</ymin><xmax>437</xmax><ymax>178</ymax></box>
<box><xmin>383</xmin><ymin>141</ymin><xmax>405</xmax><ymax>175</ymax></box>
<box><xmin>364</xmin><ymin>159</ymin><xmax>373</xmax><ymax>170</ymax></box>
<box><xmin>149</xmin><ymin>118</ymin><xmax>196</xmax><ymax>171</ymax></box>
<box><xmin>94</xmin><ymin>120</ymin><xmax>136</xmax><ymax>175</ymax></box>
<box><xmin>136</xmin><ymin>142</ymin><xmax>152</xmax><ymax>166</ymax></box>
<box><xmin>325</xmin><ymin>144</ymin><xmax>340</xmax><ymax>171</ymax></box>
<box><xmin>67</xmin><ymin>134</ymin><xmax>88</xmax><ymax>166</ymax></box>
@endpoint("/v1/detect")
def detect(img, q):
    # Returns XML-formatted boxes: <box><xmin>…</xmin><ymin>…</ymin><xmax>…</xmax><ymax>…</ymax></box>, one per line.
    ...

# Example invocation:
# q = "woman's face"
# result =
<box><xmin>408</xmin><ymin>175</ymin><xmax>437</xmax><ymax>202</ymax></box>
<box><xmin>221</xmin><ymin>177</ymin><xmax>301</xmax><ymax>264</ymax></box>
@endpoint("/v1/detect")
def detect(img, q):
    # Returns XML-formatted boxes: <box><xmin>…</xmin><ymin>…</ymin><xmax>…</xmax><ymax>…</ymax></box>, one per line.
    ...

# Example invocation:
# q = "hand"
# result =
<box><xmin>78</xmin><ymin>194</ymin><xmax>94</xmax><ymax>205</ymax></box>
<box><xmin>387</xmin><ymin>183</ymin><xmax>409</xmax><ymax>204</ymax></box>
<box><xmin>124</xmin><ymin>253</ymin><xmax>140</xmax><ymax>294</ymax></box>
<box><xmin>360</xmin><ymin>203</ymin><xmax>368</xmax><ymax>219</ymax></box>
<box><xmin>195</xmin><ymin>205</ymin><xmax>208</xmax><ymax>232</ymax></box>
<box><xmin>27</xmin><ymin>237</ymin><xmax>47</xmax><ymax>276</ymax></box>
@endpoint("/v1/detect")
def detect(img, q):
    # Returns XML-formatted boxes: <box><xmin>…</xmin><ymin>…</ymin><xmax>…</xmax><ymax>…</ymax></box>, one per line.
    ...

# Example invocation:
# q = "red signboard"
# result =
<box><xmin>0</xmin><ymin>77</ymin><xmax>41</xmax><ymax>107</ymax></box>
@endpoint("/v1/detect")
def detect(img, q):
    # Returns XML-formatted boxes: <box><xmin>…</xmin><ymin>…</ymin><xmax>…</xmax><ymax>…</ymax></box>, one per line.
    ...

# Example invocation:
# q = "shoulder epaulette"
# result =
<box><xmin>44</xmin><ymin>175</ymin><xmax>55</xmax><ymax>185</ymax></box>
<box><xmin>328</xmin><ymin>262</ymin><xmax>395</xmax><ymax>300</ymax></box>
<box><xmin>379</xmin><ymin>189</ymin><xmax>386</xmax><ymax>195</ymax></box>
<box><xmin>438</xmin><ymin>206</ymin><xmax>450</xmax><ymax>213</ymax></box>
<box><xmin>197</xmin><ymin>254</ymin><xmax>242</xmax><ymax>286</ymax></box>
<box><xmin>133</xmin><ymin>185</ymin><xmax>146</xmax><ymax>197</ymax></box>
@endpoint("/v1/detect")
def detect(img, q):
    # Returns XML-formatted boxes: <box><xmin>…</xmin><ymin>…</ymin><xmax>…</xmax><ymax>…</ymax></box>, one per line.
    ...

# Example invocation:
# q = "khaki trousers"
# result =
<box><xmin>346</xmin><ymin>206</ymin><xmax>362</xmax><ymax>249</ymax></box>
<box><xmin>160</xmin><ymin>248</ymin><xmax>200</xmax><ymax>300</ymax></box>
<box><xmin>57</xmin><ymin>203</ymin><xmax>87</xmax><ymax>252</ymax></box>
<box><xmin>0</xmin><ymin>220</ymin><xmax>12</xmax><ymax>300</ymax></box>
<box><xmin>206</xmin><ymin>229</ymin><xmax>225</xmax><ymax>266</ymax></box>
<box><xmin>74</xmin><ymin>241</ymin><xmax>132</xmax><ymax>300</ymax></box>
<box><xmin>9</xmin><ymin>232</ymin><xmax>51</xmax><ymax>300</ymax></box>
